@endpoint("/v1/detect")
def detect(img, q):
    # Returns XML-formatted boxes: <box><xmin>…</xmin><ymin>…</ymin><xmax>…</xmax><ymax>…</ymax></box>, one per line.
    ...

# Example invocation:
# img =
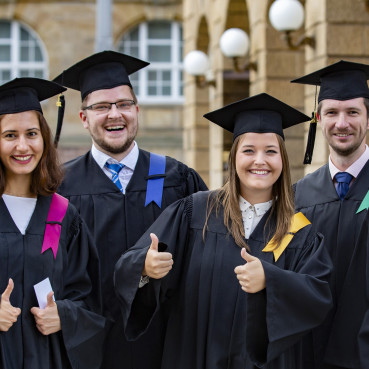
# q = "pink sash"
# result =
<box><xmin>41</xmin><ymin>193</ymin><xmax>69</xmax><ymax>259</ymax></box>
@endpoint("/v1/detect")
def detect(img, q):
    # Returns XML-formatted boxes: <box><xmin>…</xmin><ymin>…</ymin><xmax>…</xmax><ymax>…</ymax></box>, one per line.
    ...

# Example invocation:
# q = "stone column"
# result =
<box><xmin>95</xmin><ymin>0</ymin><xmax>113</xmax><ymax>52</ymax></box>
<box><xmin>249</xmin><ymin>0</ymin><xmax>306</xmax><ymax>182</ymax></box>
<box><xmin>182</xmin><ymin>2</ymin><xmax>214</xmax><ymax>187</ymax></box>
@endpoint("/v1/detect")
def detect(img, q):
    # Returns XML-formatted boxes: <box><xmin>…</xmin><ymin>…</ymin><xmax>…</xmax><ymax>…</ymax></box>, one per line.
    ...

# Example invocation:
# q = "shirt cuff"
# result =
<box><xmin>138</xmin><ymin>275</ymin><xmax>150</xmax><ymax>288</ymax></box>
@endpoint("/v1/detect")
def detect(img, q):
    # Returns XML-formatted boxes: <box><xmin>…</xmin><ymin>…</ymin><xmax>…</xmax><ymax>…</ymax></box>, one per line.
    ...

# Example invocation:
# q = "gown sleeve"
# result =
<box><xmin>114</xmin><ymin>197</ymin><xmax>191</xmax><ymax>341</ymax></box>
<box><xmin>56</xmin><ymin>206</ymin><xmax>105</xmax><ymax>369</ymax></box>
<box><xmin>358</xmin><ymin>213</ymin><xmax>369</xmax><ymax>369</ymax></box>
<box><xmin>185</xmin><ymin>168</ymin><xmax>208</xmax><ymax>194</ymax></box>
<box><xmin>246</xmin><ymin>229</ymin><xmax>333</xmax><ymax>366</ymax></box>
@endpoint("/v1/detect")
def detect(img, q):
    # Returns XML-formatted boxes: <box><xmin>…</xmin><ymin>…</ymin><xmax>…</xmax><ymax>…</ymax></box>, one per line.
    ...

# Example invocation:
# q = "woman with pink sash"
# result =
<box><xmin>0</xmin><ymin>78</ymin><xmax>104</xmax><ymax>369</ymax></box>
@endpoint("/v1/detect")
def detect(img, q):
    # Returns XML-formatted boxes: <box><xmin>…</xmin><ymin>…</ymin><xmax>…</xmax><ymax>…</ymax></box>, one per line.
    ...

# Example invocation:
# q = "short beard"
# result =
<box><xmin>331</xmin><ymin>141</ymin><xmax>363</xmax><ymax>157</ymax></box>
<box><xmin>94</xmin><ymin>135</ymin><xmax>136</xmax><ymax>154</ymax></box>
<box><xmin>91</xmin><ymin>124</ymin><xmax>138</xmax><ymax>155</ymax></box>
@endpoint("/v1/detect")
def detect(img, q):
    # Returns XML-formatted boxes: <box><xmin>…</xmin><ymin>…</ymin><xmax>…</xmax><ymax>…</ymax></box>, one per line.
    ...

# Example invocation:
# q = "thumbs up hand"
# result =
<box><xmin>0</xmin><ymin>278</ymin><xmax>21</xmax><ymax>332</ymax></box>
<box><xmin>234</xmin><ymin>248</ymin><xmax>266</xmax><ymax>293</ymax></box>
<box><xmin>30</xmin><ymin>291</ymin><xmax>61</xmax><ymax>335</ymax></box>
<box><xmin>143</xmin><ymin>233</ymin><xmax>173</xmax><ymax>279</ymax></box>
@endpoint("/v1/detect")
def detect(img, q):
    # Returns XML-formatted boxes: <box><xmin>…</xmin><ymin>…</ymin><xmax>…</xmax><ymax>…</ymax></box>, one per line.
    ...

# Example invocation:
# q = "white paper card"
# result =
<box><xmin>34</xmin><ymin>277</ymin><xmax>54</xmax><ymax>309</ymax></box>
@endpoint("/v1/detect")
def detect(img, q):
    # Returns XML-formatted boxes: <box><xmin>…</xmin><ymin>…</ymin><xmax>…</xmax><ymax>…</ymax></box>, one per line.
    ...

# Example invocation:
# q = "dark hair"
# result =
<box><xmin>317</xmin><ymin>97</ymin><xmax>369</xmax><ymax>117</ymax></box>
<box><xmin>204</xmin><ymin>133</ymin><xmax>294</xmax><ymax>250</ymax></box>
<box><xmin>0</xmin><ymin>111</ymin><xmax>64</xmax><ymax>196</ymax></box>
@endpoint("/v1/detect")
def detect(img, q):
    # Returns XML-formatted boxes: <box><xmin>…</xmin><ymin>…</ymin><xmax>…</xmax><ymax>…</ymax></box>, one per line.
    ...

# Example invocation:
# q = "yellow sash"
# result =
<box><xmin>262</xmin><ymin>212</ymin><xmax>311</xmax><ymax>261</ymax></box>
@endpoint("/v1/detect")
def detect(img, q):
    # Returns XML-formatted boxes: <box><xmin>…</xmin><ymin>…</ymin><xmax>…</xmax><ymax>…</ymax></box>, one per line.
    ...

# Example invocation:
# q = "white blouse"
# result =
<box><xmin>239</xmin><ymin>196</ymin><xmax>272</xmax><ymax>239</ymax></box>
<box><xmin>2</xmin><ymin>194</ymin><xmax>37</xmax><ymax>235</ymax></box>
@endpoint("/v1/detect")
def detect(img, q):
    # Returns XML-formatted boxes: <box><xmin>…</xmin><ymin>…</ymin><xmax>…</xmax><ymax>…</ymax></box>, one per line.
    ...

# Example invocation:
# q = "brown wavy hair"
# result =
<box><xmin>0</xmin><ymin>111</ymin><xmax>64</xmax><ymax>196</ymax></box>
<box><xmin>204</xmin><ymin>133</ymin><xmax>294</xmax><ymax>250</ymax></box>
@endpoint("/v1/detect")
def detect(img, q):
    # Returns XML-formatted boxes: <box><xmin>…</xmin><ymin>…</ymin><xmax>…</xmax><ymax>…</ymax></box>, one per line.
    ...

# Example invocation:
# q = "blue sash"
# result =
<box><xmin>145</xmin><ymin>153</ymin><xmax>166</xmax><ymax>208</ymax></box>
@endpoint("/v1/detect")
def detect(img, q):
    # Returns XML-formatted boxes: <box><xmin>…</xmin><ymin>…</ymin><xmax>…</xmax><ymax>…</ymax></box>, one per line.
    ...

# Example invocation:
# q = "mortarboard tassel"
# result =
<box><xmin>54</xmin><ymin>93</ymin><xmax>65</xmax><ymax>148</ymax></box>
<box><xmin>303</xmin><ymin>111</ymin><xmax>317</xmax><ymax>165</ymax></box>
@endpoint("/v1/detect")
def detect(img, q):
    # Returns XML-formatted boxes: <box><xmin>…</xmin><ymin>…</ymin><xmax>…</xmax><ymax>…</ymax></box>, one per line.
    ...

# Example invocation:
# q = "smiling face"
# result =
<box><xmin>80</xmin><ymin>84</ymin><xmax>139</xmax><ymax>161</ymax></box>
<box><xmin>235</xmin><ymin>132</ymin><xmax>283</xmax><ymax>204</ymax></box>
<box><xmin>318</xmin><ymin>97</ymin><xmax>369</xmax><ymax>161</ymax></box>
<box><xmin>0</xmin><ymin>110</ymin><xmax>44</xmax><ymax>181</ymax></box>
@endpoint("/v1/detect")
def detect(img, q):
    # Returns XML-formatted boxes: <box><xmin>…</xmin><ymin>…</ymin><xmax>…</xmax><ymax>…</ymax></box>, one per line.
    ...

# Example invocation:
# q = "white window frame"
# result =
<box><xmin>0</xmin><ymin>20</ymin><xmax>48</xmax><ymax>84</ymax></box>
<box><xmin>117</xmin><ymin>21</ymin><xmax>184</xmax><ymax>105</ymax></box>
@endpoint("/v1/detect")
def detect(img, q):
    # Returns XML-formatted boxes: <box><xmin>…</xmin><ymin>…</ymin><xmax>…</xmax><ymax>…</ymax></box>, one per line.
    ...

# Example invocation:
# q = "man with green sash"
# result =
<box><xmin>292</xmin><ymin>60</ymin><xmax>369</xmax><ymax>369</ymax></box>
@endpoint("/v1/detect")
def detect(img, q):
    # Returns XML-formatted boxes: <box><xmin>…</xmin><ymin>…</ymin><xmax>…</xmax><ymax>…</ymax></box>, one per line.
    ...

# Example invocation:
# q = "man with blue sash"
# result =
<box><xmin>54</xmin><ymin>51</ymin><xmax>207</xmax><ymax>369</ymax></box>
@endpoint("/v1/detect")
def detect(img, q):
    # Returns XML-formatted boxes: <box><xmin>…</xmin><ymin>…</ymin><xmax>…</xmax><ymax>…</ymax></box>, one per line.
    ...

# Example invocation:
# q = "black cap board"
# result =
<box><xmin>203</xmin><ymin>93</ymin><xmax>310</xmax><ymax>141</ymax></box>
<box><xmin>53</xmin><ymin>50</ymin><xmax>149</xmax><ymax>100</ymax></box>
<box><xmin>291</xmin><ymin>60</ymin><xmax>369</xmax><ymax>102</ymax></box>
<box><xmin>0</xmin><ymin>77</ymin><xmax>66</xmax><ymax>116</ymax></box>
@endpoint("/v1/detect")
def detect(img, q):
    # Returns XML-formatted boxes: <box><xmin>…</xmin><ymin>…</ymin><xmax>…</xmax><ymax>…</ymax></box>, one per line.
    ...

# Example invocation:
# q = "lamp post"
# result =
<box><xmin>219</xmin><ymin>28</ymin><xmax>257</xmax><ymax>72</ymax></box>
<box><xmin>183</xmin><ymin>28</ymin><xmax>258</xmax><ymax>88</ymax></box>
<box><xmin>269</xmin><ymin>0</ymin><xmax>315</xmax><ymax>50</ymax></box>
<box><xmin>183</xmin><ymin>50</ymin><xmax>216</xmax><ymax>88</ymax></box>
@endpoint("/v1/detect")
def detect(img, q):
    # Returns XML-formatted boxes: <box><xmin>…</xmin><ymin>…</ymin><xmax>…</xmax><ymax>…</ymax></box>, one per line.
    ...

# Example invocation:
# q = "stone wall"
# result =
<box><xmin>0</xmin><ymin>0</ymin><xmax>185</xmax><ymax>167</ymax></box>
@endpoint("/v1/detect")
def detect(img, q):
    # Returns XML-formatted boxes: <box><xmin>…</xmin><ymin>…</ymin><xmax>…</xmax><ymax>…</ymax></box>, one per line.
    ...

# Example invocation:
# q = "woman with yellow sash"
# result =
<box><xmin>114</xmin><ymin>93</ymin><xmax>332</xmax><ymax>369</ymax></box>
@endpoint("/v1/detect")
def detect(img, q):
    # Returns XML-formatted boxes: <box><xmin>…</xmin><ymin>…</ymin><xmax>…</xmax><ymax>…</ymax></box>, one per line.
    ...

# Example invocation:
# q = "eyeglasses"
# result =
<box><xmin>83</xmin><ymin>100</ymin><xmax>136</xmax><ymax>114</ymax></box>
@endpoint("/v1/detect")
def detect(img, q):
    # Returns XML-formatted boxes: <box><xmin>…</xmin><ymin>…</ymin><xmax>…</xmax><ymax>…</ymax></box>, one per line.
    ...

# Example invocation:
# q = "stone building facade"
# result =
<box><xmin>0</xmin><ymin>0</ymin><xmax>185</xmax><ymax>169</ymax></box>
<box><xmin>0</xmin><ymin>0</ymin><xmax>368</xmax><ymax>188</ymax></box>
<box><xmin>183</xmin><ymin>0</ymin><xmax>369</xmax><ymax>187</ymax></box>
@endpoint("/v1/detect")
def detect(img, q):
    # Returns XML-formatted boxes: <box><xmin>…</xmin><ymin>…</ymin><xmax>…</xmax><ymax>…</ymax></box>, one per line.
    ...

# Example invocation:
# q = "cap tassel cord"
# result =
<box><xmin>303</xmin><ymin>111</ymin><xmax>317</xmax><ymax>165</ymax></box>
<box><xmin>54</xmin><ymin>93</ymin><xmax>65</xmax><ymax>148</ymax></box>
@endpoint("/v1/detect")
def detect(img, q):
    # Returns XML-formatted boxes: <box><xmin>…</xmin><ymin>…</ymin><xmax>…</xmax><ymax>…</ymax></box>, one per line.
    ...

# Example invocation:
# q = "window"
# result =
<box><xmin>117</xmin><ymin>21</ymin><xmax>183</xmax><ymax>104</ymax></box>
<box><xmin>0</xmin><ymin>20</ymin><xmax>47</xmax><ymax>84</ymax></box>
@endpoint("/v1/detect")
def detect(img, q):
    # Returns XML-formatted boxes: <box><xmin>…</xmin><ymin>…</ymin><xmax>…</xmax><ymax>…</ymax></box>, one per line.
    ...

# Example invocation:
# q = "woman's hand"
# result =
<box><xmin>143</xmin><ymin>233</ymin><xmax>173</xmax><ymax>279</ymax></box>
<box><xmin>0</xmin><ymin>278</ymin><xmax>21</xmax><ymax>331</ymax></box>
<box><xmin>30</xmin><ymin>292</ymin><xmax>61</xmax><ymax>335</ymax></box>
<box><xmin>234</xmin><ymin>248</ymin><xmax>266</xmax><ymax>293</ymax></box>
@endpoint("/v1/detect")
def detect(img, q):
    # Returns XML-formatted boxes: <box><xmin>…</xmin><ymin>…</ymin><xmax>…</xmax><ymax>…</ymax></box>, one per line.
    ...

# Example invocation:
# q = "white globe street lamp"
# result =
<box><xmin>219</xmin><ymin>28</ymin><xmax>257</xmax><ymax>72</ymax></box>
<box><xmin>269</xmin><ymin>0</ymin><xmax>304</xmax><ymax>32</ymax></box>
<box><xmin>268</xmin><ymin>0</ymin><xmax>315</xmax><ymax>50</ymax></box>
<box><xmin>183</xmin><ymin>50</ymin><xmax>210</xmax><ymax>76</ymax></box>
<box><xmin>220</xmin><ymin>28</ymin><xmax>249</xmax><ymax>58</ymax></box>
<box><xmin>183</xmin><ymin>50</ymin><xmax>215</xmax><ymax>87</ymax></box>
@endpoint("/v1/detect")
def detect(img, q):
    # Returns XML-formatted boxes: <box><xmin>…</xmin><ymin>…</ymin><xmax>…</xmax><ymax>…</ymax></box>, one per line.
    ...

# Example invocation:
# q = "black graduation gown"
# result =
<box><xmin>114</xmin><ymin>191</ymin><xmax>332</xmax><ymax>369</ymax></box>
<box><xmin>0</xmin><ymin>195</ymin><xmax>105</xmax><ymax>369</ymax></box>
<box><xmin>58</xmin><ymin>149</ymin><xmax>207</xmax><ymax>369</ymax></box>
<box><xmin>357</xmin><ymin>213</ymin><xmax>369</xmax><ymax>369</ymax></box>
<box><xmin>294</xmin><ymin>161</ymin><xmax>369</xmax><ymax>369</ymax></box>
<box><xmin>359</xmin><ymin>311</ymin><xmax>369</xmax><ymax>369</ymax></box>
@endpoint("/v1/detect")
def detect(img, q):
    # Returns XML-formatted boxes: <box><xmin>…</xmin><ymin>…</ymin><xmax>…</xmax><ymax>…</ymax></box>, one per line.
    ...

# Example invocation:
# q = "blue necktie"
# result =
<box><xmin>105</xmin><ymin>162</ymin><xmax>125</xmax><ymax>192</ymax></box>
<box><xmin>335</xmin><ymin>172</ymin><xmax>353</xmax><ymax>201</ymax></box>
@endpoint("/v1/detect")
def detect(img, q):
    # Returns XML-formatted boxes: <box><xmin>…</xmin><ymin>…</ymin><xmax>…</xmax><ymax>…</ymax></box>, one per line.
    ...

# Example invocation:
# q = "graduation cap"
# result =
<box><xmin>291</xmin><ymin>60</ymin><xmax>369</xmax><ymax>103</ymax></box>
<box><xmin>291</xmin><ymin>60</ymin><xmax>369</xmax><ymax>164</ymax></box>
<box><xmin>0</xmin><ymin>77</ymin><xmax>66</xmax><ymax>116</ymax></box>
<box><xmin>203</xmin><ymin>93</ymin><xmax>310</xmax><ymax>141</ymax></box>
<box><xmin>0</xmin><ymin>77</ymin><xmax>66</xmax><ymax>147</ymax></box>
<box><xmin>53</xmin><ymin>50</ymin><xmax>149</xmax><ymax>100</ymax></box>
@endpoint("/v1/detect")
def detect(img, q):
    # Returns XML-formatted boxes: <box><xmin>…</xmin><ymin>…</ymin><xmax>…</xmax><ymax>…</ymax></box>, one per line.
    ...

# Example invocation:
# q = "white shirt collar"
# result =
<box><xmin>329</xmin><ymin>144</ymin><xmax>369</xmax><ymax>180</ymax></box>
<box><xmin>91</xmin><ymin>141</ymin><xmax>139</xmax><ymax>171</ymax></box>
<box><xmin>239</xmin><ymin>196</ymin><xmax>273</xmax><ymax>216</ymax></box>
